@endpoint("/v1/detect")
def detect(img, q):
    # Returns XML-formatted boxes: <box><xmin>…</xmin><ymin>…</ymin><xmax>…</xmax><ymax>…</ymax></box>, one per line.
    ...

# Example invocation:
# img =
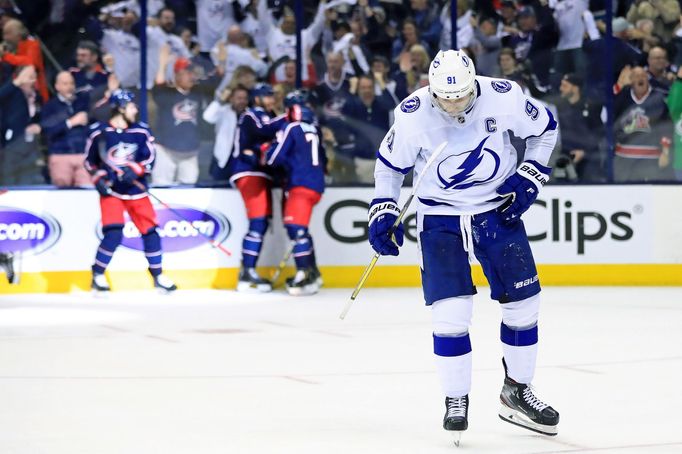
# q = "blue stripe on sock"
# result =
<box><xmin>500</xmin><ymin>323</ymin><xmax>538</xmax><ymax>347</ymax></box>
<box><xmin>433</xmin><ymin>333</ymin><xmax>472</xmax><ymax>357</ymax></box>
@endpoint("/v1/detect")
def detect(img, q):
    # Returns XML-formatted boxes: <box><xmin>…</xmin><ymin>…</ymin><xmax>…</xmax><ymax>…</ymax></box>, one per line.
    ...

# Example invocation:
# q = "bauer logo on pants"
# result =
<box><xmin>97</xmin><ymin>207</ymin><xmax>231</xmax><ymax>252</ymax></box>
<box><xmin>0</xmin><ymin>207</ymin><xmax>62</xmax><ymax>255</ymax></box>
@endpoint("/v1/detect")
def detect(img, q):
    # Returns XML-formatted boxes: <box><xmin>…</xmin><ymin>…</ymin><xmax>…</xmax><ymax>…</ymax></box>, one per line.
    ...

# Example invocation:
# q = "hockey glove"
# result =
<box><xmin>496</xmin><ymin>160</ymin><xmax>551</xmax><ymax>224</ymax></box>
<box><xmin>118</xmin><ymin>162</ymin><xmax>145</xmax><ymax>184</ymax></box>
<box><xmin>368</xmin><ymin>198</ymin><xmax>404</xmax><ymax>256</ymax></box>
<box><xmin>92</xmin><ymin>170</ymin><xmax>112</xmax><ymax>197</ymax></box>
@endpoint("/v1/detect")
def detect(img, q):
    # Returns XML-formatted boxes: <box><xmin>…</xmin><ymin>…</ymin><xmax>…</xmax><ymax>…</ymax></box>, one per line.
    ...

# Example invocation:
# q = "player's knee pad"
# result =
<box><xmin>141</xmin><ymin>228</ymin><xmax>161</xmax><ymax>251</ymax></box>
<box><xmin>500</xmin><ymin>293</ymin><xmax>540</xmax><ymax>329</ymax></box>
<box><xmin>248</xmin><ymin>217</ymin><xmax>269</xmax><ymax>237</ymax></box>
<box><xmin>101</xmin><ymin>224</ymin><xmax>123</xmax><ymax>250</ymax></box>
<box><xmin>431</xmin><ymin>295</ymin><xmax>474</xmax><ymax>336</ymax></box>
<box><xmin>285</xmin><ymin>224</ymin><xmax>308</xmax><ymax>240</ymax></box>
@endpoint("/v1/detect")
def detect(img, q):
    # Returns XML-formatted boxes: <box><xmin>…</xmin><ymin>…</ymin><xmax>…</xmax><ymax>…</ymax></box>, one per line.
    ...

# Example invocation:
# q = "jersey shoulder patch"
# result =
<box><xmin>490</xmin><ymin>80</ymin><xmax>512</xmax><ymax>93</ymax></box>
<box><xmin>400</xmin><ymin>96</ymin><xmax>421</xmax><ymax>113</ymax></box>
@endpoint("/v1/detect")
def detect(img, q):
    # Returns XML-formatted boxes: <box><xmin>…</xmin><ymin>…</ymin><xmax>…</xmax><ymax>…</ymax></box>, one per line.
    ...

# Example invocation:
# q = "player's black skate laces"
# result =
<box><xmin>446</xmin><ymin>396</ymin><xmax>468</xmax><ymax>418</ymax></box>
<box><xmin>522</xmin><ymin>385</ymin><xmax>549</xmax><ymax>412</ymax></box>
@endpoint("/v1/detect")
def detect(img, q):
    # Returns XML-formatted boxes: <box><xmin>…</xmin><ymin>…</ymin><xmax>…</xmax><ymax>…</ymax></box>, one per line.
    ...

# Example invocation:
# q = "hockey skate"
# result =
<box><xmin>91</xmin><ymin>272</ymin><xmax>111</xmax><ymax>293</ymax></box>
<box><xmin>154</xmin><ymin>274</ymin><xmax>177</xmax><ymax>293</ymax></box>
<box><xmin>443</xmin><ymin>395</ymin><xmax>468</xmax><ymax>447</ymax></box>
<box><xmin>311</xmin><ymin>265</ymin><xmax>323</xmax><ymax>286</ymax></box>
<box><xmin>237</xmin><ymin>267</ymin><xmax>272</xmax><ymax>293</ymax></box>
<box><xmin>498</xmin><ymin>362</ymin><xmax>559</xmax><ymax>435</ymax></box>
<box><xmin>285</xmin><ymin>268</ymin><xmax>320</xmax><ymax>296</ymax></box>
<box><xmin>0</xmin><ymin>252</ymin><xmax>15</xmax><ymax>284</ymax></box>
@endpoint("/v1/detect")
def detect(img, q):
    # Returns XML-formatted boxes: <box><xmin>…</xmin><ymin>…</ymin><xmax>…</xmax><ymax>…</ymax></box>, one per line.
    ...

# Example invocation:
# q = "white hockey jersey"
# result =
<box><xmin>375</xmin><ymin>76</ymin><xmax>557</xmax><ymax>215</ymax></box>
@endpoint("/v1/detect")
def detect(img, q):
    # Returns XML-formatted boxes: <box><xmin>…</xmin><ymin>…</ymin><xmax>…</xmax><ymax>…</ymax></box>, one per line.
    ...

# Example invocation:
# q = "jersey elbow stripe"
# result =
<box><xmin>542</xmin><ymin>107</ymin><xmax>558</xmax><ymax>133</ymax></box>
<box><xmin>376</xmin><ymin>151</ymin><xmax>413</xmax><ymax>175</ymax></box>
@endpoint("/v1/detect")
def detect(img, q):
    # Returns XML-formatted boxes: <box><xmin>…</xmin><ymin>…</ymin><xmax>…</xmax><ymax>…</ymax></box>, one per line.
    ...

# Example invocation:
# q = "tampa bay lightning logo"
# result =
<box><xmin>491</xmin><ymin>80</ymin><xmax>512</xmax><ymax>93</ymax></box>
<box><xmin>437</xmin><ymin>136</ymin><xmax>501</xmax><ymax>190</ymax></box>
<box><xmin>400</xmin><ymin>96</ymin><xmax>420</xmax><ymax>113</ymax></box>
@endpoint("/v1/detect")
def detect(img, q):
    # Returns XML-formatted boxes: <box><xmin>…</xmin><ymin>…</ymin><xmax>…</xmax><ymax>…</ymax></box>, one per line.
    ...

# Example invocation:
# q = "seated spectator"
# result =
<box><xmin>269</xmin><ymin>58</ymin><xmax>317</xmax><ymax>90</ymax></box>
<box><xmin>40</xmin><ymin>71</ymin><xmax>91</xmax><ymax>187</ymax></box>
<box><xmin>370</xmin><ymin>55</ymin><xmax>400</xmax><ymax>105</ymax></box>
<box><xmin>152</xmin><ymin>47</ymin><xmax>204</xmax><ymax>185</ymax></box>
<box><xmin>0</xmin><ymin>65</ymin><xmax>43</xmax><ymax>185</ymax></box>
<box><xmin>203</xmin><ymin>84</ymin><xmax>250</xmax><ymax>181</ymax></box>
<box><xmin>70</xmin><ymin>40</ymin><xmax>108</xmax><ymax>94</ymax></box>
<box><xmin>613</xmin><ymin>66</ymin><xmax>672</xmax><ymax>181</ymax></box>
<box><xmin>556</xmin><ymin>73</ymin><xmax>604</xmax><ymax>181</ymax></box>
<box><xmin>504</xmin><ymin>5</ymin><xmax>558</xmax><ymax>90</ymax></box>
<box><xmin>313</xmin><ymin>51</ymin><xmax>352</xmax><ymax>113</ymax></box>
<box><xmin>1</xmin><ymin>18</ymin><xmax>48</xmax><ymax>100</ymax></box>
<box><xmin>340</xmin><ymin>74</ymin><xmax>395</xmax><ymax>183</ymax></box>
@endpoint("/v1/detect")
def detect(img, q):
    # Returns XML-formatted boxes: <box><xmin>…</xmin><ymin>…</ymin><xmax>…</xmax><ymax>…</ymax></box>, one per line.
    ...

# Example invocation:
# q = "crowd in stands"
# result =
<box><xmin>1</xmin><ymin>0</ymin><xmax>682</xmax><ymax>187</ymax></box>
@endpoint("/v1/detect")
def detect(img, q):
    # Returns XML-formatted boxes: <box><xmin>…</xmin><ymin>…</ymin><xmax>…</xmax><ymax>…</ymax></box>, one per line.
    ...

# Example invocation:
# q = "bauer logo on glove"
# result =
<box><xmin>368</xmin><ymin>198</ymin><xmax>404</xmax><ymax>256</ymax></box>
<box><xmin>496</xmin><ymin>160</ymin><xmax>551</xmax><ymax>224</ymax></box>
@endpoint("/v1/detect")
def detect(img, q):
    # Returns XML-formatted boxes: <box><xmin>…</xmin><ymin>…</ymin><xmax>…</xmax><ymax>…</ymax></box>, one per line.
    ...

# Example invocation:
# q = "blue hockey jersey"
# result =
<box><xmin>266</xmin><ymin>121</ymin><xmax>326</xmax><ymax>194</ymax></box>
<box><xmin>84</xmin><ymin>121</ymin><xmax>156</xmax><ymax>199</ymax></box>
<box><xmin>231</xmin><ymin>107</ymin><xmax>286</xmax><ymax>183</ymax></box>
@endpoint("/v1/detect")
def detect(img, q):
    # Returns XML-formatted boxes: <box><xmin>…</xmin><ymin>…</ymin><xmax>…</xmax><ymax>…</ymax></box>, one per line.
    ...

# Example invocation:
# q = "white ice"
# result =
<box><xmin>1</xmin><ymin>286</ymin><xmax>681</xmax><ymax>454</ymax></box>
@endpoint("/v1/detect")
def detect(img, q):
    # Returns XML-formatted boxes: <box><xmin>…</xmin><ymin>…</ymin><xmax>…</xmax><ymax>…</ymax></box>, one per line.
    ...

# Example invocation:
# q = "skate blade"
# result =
<box><xmin>286</xmin><ymin>283</ymin><xmax>320</xmax><ymax>296</ymax></box>
<box><xmin>156</xmin><ymin>287</ymin><xmax>176</xmax><ymax>295</ymax></box>
<box><xmin>498</xmin><ymin>405</ymin><xmax>558</xmax><ymax>436</ymax></box>
<box><xmin>91</xmin><ymin>289</ymin><xmax>110</xmax><ymax>298</ymax></box>
<box><xmin>452</xmin><ymin>431</ymin><xmax>463</xmax><ymax>447</ymax></box>
<box><xmin>236</xmin><ymin>282</ymin><xmax>272</xmax><ymax>293</ymax></box>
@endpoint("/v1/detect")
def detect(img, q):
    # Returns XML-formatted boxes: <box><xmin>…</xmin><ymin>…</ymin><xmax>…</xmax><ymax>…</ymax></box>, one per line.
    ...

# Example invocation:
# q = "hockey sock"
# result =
<box><xmin>286</xmin><ymin>224</ymin><xmax>312</xmax><ymax>269</ymax></box>
<box><xmin>142</xmin><ymin>228</ymin><xmax>163</xmax><ymax>277</ymax></box>
<box><xmin>500</xmin><ymin>322</ymin><xmax>538</xmax><ymax>384</ymax></box>
<box><xmin>242</xmin><ymin>217</ymin><xmax>268</xmax><ymax>268</ymax></box>
<box><xmin>92</xmin><ymin>225</ymin><xmax>123</xmax><ymax>274</ymax></box>
<box><xmin>434</xmin><ymin>334</ymin><xmax>473</xmax><ymax>398</ymax></box>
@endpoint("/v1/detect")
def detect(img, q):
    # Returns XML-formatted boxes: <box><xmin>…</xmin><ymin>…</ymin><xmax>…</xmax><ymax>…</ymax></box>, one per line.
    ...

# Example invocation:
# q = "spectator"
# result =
<box><xmin>613</xmin><ymin>66</ymin><xmax>672</xmax><ymax>181</ymax></box>
<box><xmin>330</xmin><ymin>20</ymin><xmax>370</xmax><ymax>77</ymax></box>
<box><xmin>626</xmin><ymin>0</ymin><xmax>680</xmax><ymax>42</ymax></box>
<box><xmin>556</xmin><ymin>73</ymin><xmax>604</xmax><ymax>181</ymax></box>
<box><xmin>0</xmin><ymin>65</ymin><xmax>43</xmax><ymax>185</ymax></box>
<box><xmin>313</xmin><ymin>51</ymin><xmax>352</xmax><ymax>112</ymax></box>
<box><xmin>257</xmin><ymin>0</ymin><xmax>327</xmax><ymax>82</ymax></box>
<box><xmin>471</xmin><ymin>15</ymin><xmax>502</xmax><ymax>77</ymax></box>
<box><xmin>341</xmin><ymin>74</ymin><xmax>395</xmax><ymax>183</ymax></box>
<box><xmin>439</xmin><ymin>0</ymin><xmax>474</xmax><ymax>53</ymax></box>
<box><xmin>270</xmin><ymin>58</ymin><xmax>317</xmax><ymax>90</ymax></box>
<box><xmin>394</xmin><ymin>44</ymin><xmax>431</xmax><ymax>100</ymax></box>
<box><xmin>495</xmin><ymin>47</ymin><xmax>545</xmax><ymax>97</ymax></box>
<box><xmin>179</xmin><ymin>27</ymin><xmax>200</xmax><ymax>56</ymax></box>
<box><xmin>203</xmin><ymin>84</ymin><xmax>250</xmax><ymax>181</ymax></box>
<box><xmin>40</xmin><ymin>71</ymin><xmax>91</xmax><ymax>187</ymax></box>
<box><xmin>357</xmin><ymin>2</ymin><xmax>392</xmax><ymax>58</ymax></box>
<box><xmin>504</xmin><ymin>5</ymin><xmax>558</xmax><ymax>90</ymax></box>
<box><xmin>499</xmin><ymin>0</ymin><xmax>519</xmax><ymax>29</ymax></box>
<box><xmin>229</xmin><ymin>65</ymin><xmax>257</xmax><ymax>91</ymax></box>
<box><xmin>552</xmin><ymin>0</ymin><xmax>589</xmax><ymax>82</ymax></box>
<box><xmin>70</xmin><ymin>40</ymin><xmax>108</xmax><ymax>94</ymax></box>
<box><xmin>393</xmin><ymin>18</ymin><xmax>429</xmax><ymax>65</ymax></box>
<box><xmin>147</xmin><ymin>7</ymin><xmax>192</xmax><ymax>87</ymax></box>
<box><xmin>98</xmin><ymin>8</ymin><xmax>141</xmax><ymax>88</ymax></box>
<box><xmin>211</xmin><ymin>25</ymin><xmax>268</xmax><ymax>94</ymax></box>
<box><xmin>646</xmin><ymin>46</ymin><xmax>674</xmax><ymax>94</ymax></box>
<box><xmin>1</xmin><ymin>18</ymin><xmax>48</xmax><ymax>100</ymax></box>
<box><xmin>666</xmin><ymin>66</ymin><xmax>682</xmax><ymax>181</ymax></box>
<box><xmin>196</xmin><ymin>0</ymin><xmax>238</xmax><ymax>53</ymax></box>
<box><xmin>151</xmin><ymin>48</ymin><xmax>203</xmax><ymax>185</ymax></box>
<box><xmin>370</xmin><ymin>55</ymin><xmax>400</xmax><ymax>105</ymax></box>
<box><xmin>409</xmin><ymin>0</ymin><xmax>442</xmax><ymax>54</ymax></box>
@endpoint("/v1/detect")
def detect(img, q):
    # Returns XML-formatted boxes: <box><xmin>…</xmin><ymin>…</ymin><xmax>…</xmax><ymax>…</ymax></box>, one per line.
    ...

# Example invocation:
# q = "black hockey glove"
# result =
<box><xmin>118</xmin><ymin>162</ymin><xmax>145</xmax><ymax>184</ymax></box>
<box><xmin>92</xmin><ymin>170</ymin><xmax>112</xmax><ymax>197</ymax></box>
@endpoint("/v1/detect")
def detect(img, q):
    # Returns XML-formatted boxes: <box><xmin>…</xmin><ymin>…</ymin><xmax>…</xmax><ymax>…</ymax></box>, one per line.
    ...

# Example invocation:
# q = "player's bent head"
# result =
<box><xmin>428</xmin><ymin>49</ymin><xmax>477</xmax><ymax>117</ymax></box>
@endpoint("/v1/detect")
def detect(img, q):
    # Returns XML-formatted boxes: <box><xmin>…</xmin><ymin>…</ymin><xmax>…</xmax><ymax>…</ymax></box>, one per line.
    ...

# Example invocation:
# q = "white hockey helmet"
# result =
<box><xmin>428</xmin><ymin>49</ymin><xmax>477</xmax><ymax>117</ymax></box>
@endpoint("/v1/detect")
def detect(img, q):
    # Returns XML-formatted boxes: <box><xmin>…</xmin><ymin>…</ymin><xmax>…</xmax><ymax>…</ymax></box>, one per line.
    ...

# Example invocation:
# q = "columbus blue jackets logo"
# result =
<box><xmin>172</xmin><ymin>99</ymin><xmax>199</xmax><ymax>125</ymax></box>
<box><xmin>491</xmin><ymin>80</ymin><xmax>512</xmax><ymax>93</ymax></box>
<box><xmin>400</xmin><ymin>96</ymin><xmax>420</xmax><ymax>113</ymax></box>
<box><xmin>108</xmin><ymin>142</ymin><xmax>139</xmax><ymax>165</ymax></box>
<box><xmin>437</xmin><ymin>136</ymin><xmax>501</xmax><ymax>190</ymax></box>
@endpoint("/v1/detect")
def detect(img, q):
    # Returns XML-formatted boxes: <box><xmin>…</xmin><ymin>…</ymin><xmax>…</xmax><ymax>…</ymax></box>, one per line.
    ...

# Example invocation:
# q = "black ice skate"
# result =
<box><xmin>154</xmin><ymin>274</ymin><xmax>177</xmax><ymax>293</ymax></box>
<box><xmin>237</xmin><ymin>267</ymin><xmax>272</xmax><ymax>293</ymax></box>
<box><xmin>498</xmin><ymin>362</ymin><xmax>559</xmax><ymax>435</ymax></box>
<box><xmin>0</xmin><ymin>252</ymin><xmax>15</xmax><ymax>284</ymax></box>
<box><xmin>443</xmin><ymin>395</ymin><xmax>468</xmax><ymax>447</ymax></box>
<box><xmin>285</xmin><ymin>268</ymin><xmax>320</xmax><ymax>296</ymax></box>
<box><xmin>311</xmin><ymin>265</ymin><xmax>323</xmax><ymax>286</ymax></box>
<box><xmin>91</xmin><ymin>272</ymin><xmax>111</xmax><ymax>293</ymax></box>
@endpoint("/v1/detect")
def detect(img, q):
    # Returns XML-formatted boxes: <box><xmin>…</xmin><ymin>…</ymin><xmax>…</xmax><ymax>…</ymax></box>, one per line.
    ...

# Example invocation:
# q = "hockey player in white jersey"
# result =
<box><xmin>368</xmin><ymin>49</ymin><xmax>560</xmax><ymax>442</ymax></box>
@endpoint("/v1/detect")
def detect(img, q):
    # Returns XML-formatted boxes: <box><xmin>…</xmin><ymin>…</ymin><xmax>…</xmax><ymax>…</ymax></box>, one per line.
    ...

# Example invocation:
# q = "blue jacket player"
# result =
<box><xmin>84</xmin><ymin>89</ymin><xmax>176</xmax><ymax>293</ymax></box>
<box><xmin>266</xmin><ymin>90</ymin><xmax>325</xmax><ymax>295</ymax></box>
<box><xmin>368</xmin><ymin>50</ymin><xmax>560</xmax><ymax>442</ymax></box>
<box><xmin>233</xmin><ymin>83</ymin><xmax>287</xmax><ymax>293</ymax></box>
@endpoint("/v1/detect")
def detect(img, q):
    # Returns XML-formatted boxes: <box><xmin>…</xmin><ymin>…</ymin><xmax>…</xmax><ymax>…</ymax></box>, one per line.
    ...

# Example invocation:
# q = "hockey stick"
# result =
<box><xmin>97</xmin><ymin>144</ymin><xmax>233</xmax><ymax>257</ymax></box>
<box><xmin>340</xmin><ymin>140</ymin><xmax>449</xmax><ymax>320</ymax></box>
<box><xmin>270</xmin><ymin>241</ymin><xmax>295</xmax><ymax>285</ymax></box>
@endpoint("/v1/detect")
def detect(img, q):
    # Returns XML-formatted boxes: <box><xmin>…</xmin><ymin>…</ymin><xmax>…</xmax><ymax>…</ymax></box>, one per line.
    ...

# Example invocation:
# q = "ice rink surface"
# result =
<box><xmin>1</xmin><ymin>286</ymin><xmax>681</xmax><ymax>454</ymax></box>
